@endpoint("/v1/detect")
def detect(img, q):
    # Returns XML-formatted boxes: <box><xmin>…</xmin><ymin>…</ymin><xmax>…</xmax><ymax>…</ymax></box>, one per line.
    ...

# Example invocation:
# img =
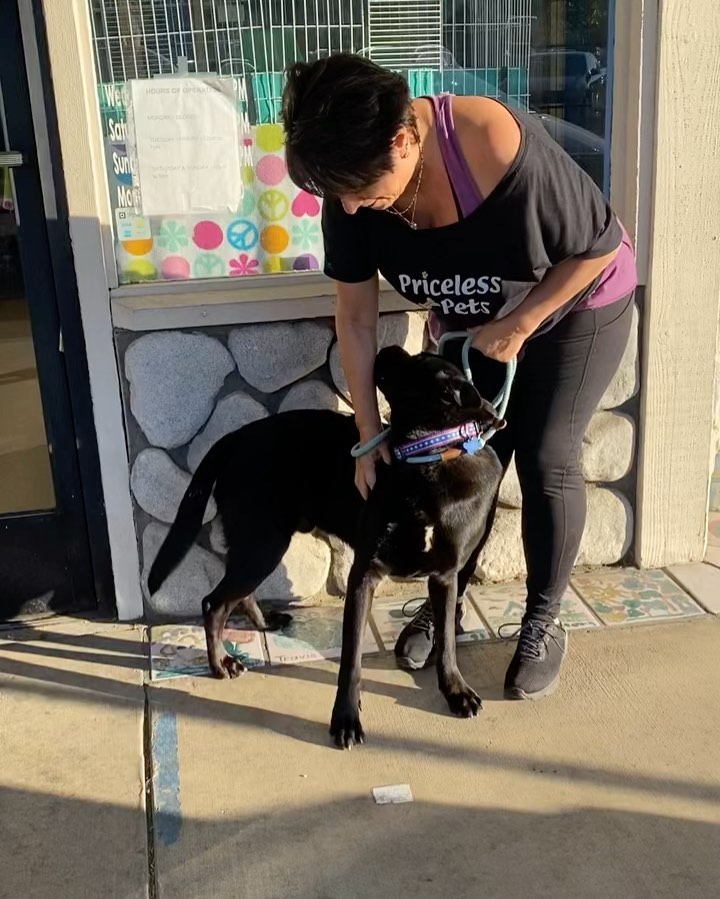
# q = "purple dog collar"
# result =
<box><xmin>393</xmin><ymin>421</ymin><xmax>485</xmax><ymax>462</ymax></box>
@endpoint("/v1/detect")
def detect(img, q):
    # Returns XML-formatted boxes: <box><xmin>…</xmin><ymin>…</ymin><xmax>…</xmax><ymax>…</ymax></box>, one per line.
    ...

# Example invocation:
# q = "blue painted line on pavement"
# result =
<box><xmin>152</xmin><ymin>709</ymin><xmax>182</xmax><ymax>846</ymax></box>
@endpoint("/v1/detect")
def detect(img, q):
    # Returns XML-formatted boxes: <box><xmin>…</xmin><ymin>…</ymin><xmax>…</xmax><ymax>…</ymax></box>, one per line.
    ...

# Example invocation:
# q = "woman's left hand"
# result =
<box><xmin>470</xmin><ymin>317</ymin><xmax>531</xmax><ymax>362</ymax></box>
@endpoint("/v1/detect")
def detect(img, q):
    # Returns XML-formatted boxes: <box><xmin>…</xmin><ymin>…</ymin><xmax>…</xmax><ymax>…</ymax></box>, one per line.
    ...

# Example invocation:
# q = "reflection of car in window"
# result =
<box><xmin>530</xmin><ymin>48</ymin><xmax>605</xmax><ymax>107</ymax></box>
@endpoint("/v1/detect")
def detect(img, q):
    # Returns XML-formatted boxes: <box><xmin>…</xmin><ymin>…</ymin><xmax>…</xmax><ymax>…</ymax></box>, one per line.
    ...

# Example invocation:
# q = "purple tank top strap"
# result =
<box><xmin>428</xmin><ymin>94</ymin><xmax>483</xmax><ymax>218</ymax></box>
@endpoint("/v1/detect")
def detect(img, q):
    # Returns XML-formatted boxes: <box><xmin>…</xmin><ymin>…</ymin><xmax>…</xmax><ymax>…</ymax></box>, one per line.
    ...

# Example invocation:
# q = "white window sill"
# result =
<box><xmin>110</xmin><ymin>271</ymin><xmax>417</xmax><ymax>331</ymax></box>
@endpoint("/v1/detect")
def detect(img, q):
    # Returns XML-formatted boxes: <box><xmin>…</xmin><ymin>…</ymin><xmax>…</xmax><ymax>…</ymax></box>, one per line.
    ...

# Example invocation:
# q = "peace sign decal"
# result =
<box><xmin>226</xmin><ymin>219</ymin><xmax>259</xmax><ymax>252</ymax></box>
<box><xmin>258</xmin><ymin>189</ymin><xmax>290</xmax><ymax>223</ymax></box>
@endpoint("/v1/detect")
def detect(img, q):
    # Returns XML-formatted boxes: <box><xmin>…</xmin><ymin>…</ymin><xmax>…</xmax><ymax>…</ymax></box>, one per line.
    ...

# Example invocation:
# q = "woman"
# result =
<box><xmin>281</xmin><ymin>54</ymin><xmax>636</xmax><ymax>700</ymax></box>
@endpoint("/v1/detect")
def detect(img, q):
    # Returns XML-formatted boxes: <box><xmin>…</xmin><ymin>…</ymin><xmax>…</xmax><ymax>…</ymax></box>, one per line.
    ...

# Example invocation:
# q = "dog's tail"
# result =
<box><xmin>147</xmin><ymin>441</ymin><xmax>226</xmax><ymax>595</ymax></box>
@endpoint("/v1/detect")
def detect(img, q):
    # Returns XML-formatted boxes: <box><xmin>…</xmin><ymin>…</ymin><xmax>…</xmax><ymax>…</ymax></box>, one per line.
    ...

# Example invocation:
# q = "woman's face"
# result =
<box><xmin>339</xmin><ymin>128</ymin><xmax>418</xmax><ymax>215</ymax></box>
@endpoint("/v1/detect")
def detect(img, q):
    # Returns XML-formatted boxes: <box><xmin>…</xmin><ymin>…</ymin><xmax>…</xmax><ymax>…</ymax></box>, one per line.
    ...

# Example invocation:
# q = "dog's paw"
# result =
<box><xmin>210</xmin><ymin>654</ymin><xmax>247</xmax><ymax>680</ymax></box>
<box><xmin>443</xmin><ymin>682</ymin><xmax>483</xmax><ymax>718</ymax></box>
<box><xmin>329</xmin><ymin>701</ymin><xmax>365</xmax><ymax>750</ymax></box>
<box><xmin>264</xmin><ymin>610</ymin><xmax>293</xmax><ymax>632</ymax></box>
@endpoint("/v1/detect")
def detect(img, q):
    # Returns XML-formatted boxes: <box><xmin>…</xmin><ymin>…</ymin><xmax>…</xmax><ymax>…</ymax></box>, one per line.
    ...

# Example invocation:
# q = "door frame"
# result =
<box><xmin>23</xmin><ymin>0</ymin><xmax>115</xmax><ymax>611</ymax></box>
<box><xmin>33</xmin><ymin>0</ymin><xmax>144</xmax><ymax>619</ymax></box>
<box><xmin>0</xmin><ymin>0</ymin><xmax>114</xmax><ymax>616</ymax></box>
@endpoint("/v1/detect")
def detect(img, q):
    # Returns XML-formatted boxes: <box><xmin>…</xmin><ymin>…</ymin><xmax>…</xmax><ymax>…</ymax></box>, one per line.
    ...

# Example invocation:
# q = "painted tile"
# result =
<box><xmin>667</xmin><ymin>563</ymin><xmax>720</xmax><ymax>615</ymax></box>
<box><xmin>708</xmin><ymin>512</ymin><xmax>720</xmax><ymax>547</ymax></box>
<box><xmin>468</xmin><ymin>582</ymin><xmax>598</xmax><ymax>636</ymax></box>
<box><xmin>572</xmin><ymin>568</ymin><xmax>703</xmax><ymax>626</ymax></box>
<box><xmin>371</xmin><ymin>596</ymin><xmax>490</xmax><ymax>652</ymax></box>
<box><xmin>150</xmin><ymin>624</ymin><xmax>265</xmax><ymax>680</ymax></box>
<box><xmin>264</xmin><ymin>606</ymin><xmax>379</xmax><ymax>665</ymax></box>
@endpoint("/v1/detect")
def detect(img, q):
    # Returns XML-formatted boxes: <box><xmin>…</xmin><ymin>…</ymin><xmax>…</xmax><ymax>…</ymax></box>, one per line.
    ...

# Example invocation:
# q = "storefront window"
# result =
<box><xmin>89</xmin><ymin>1</ymin><xmax>612</xmax><ymax>286</ymax></box>
<box><xmin>528</xmin><ymin>0</ymin><xmax>611</xmax><ymax>191</ymax></box>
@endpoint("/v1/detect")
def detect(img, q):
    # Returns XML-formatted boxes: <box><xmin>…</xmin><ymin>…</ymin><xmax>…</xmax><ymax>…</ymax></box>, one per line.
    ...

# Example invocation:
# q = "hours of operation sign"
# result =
<box><xmin>128</xmin><ymin>77</ymin><xmax>244</xmax><ymax>217</ymax></box>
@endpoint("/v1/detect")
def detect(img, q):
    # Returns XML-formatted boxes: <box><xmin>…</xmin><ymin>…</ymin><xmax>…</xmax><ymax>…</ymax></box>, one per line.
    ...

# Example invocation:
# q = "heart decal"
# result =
<box><xmin>291</xmin><ymin>191</ymin><xmax>321</xmax><ymax>217</ymax></box>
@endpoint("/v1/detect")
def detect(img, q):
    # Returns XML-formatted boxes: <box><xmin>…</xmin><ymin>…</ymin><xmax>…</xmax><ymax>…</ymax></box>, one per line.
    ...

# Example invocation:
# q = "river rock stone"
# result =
<box><xmin>499</xmin><ymin>457</ymin><xmax>522</xmax><ymax>508</ymax></box>
<box><xmin>580</xmin><ymin>411</ymin><xmax>635</xmax><ymax>482</ymax></box>
<box><xmin>477</xmin><ymin>487</ymin><xmax>633</xmax><ymax>582</ymax></box>
<box><xmin>598</xmin><ymin>303</ymin><xmax>639</xmax><ymax>409</ymax></box>
<box><xmin>125</xmin><ymin>331</ymin><xmax>234</xmax><ymax>448</ymax></box>
<box><xmin>142</xmin><ymin>522</ymin><xmax>225</xmax><ymax>617</ymax></box>
<box><xmin>187</xmin><ymin>392</ymin><xmax>268</xmax><ymax>472</ymax></box>
<box><xmin>327</xmin><ymin>535</ymin><xmax>354</xmax><ymax>596</ymax></box>
<box><xmin>228</xmin><ymin>321</ymin><xmax>333</xmax><ymax>393</ymax></box>
<box><xmin>209</xmin><ymin>517</ymin><xmax>227</xmax><ymax>554</ymax></box>
<box><xmin>577</xmin><ymin>487</ymin><xmax>633</xmax><ymax>566</ymax></box>
<box><xmin>131</xmin><ymin>448</ymin><xmax>216</xmax><ymax>524</ymax></box>
<box><xmin>329</xmin><ymin>342</ymin><xmax>391</xmax><ymax>419</ymax></box>
<box><xmin>255</xmin><ymin>532</ymin><xmax>331</xmax><ymax>602</ymax></box>
<box><xmin>278</xmin><ymin>380</ymin><xmax>352</xmax><ymax>415</ymax></box>
<box><xmin>377</xmin><ymin>311</ymin><xmax>427</xmax><ymax>354</ymax></box>
<box><xmin>476</xmin><ymin>507</ymin><xmax>525</xmax><ymax>582</ymax></box>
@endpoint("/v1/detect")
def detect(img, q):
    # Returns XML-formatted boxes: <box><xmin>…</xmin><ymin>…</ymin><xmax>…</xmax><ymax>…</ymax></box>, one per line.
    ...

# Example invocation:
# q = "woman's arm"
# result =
<box><xmin>335</xmin><ymin>275</ymin><xmax>391</xmax><ymax>497</ymax></box>
<box><xmin>472</xmin><ymin>249</ymin><xmax>619</xmax><ymax>362</ymax></box>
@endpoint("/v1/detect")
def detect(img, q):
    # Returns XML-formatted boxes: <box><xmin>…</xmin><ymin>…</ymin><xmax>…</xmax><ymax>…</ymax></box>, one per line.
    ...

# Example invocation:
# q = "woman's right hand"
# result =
<box><xmin>354</xmin><ymin>437</ymin><xmax>392</xmax><ymax>500</ymax></box>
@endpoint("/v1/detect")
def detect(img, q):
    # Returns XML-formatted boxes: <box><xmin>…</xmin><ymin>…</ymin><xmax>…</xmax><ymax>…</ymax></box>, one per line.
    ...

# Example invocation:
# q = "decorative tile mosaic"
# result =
<box><xmin>572</xmin><ymin>568</ymin><xmax>704</xmax><ymax>626</ymax></box>
<box><xmin>264</xmin><ymin>606</ymin><xmax>379</xmax><ymax>665</ymax></box>
<box><xmin>371</xmin><ymin>596</ymin><xmax>490</xmax><ymax>652</ymax></box>
<box><xmin>468</xmin><ymin>582</ymin><xmax>598</xmax><ymax>636</ymax></box>
<box><xmin>150</xmin><ymin>624</ymin><xmax>265</xmax><ymax>680</ymax></box>
<box><xmin>708</xmin><ymin>512</ymin><xmax>720</xmax><ymax>547</ymax></box>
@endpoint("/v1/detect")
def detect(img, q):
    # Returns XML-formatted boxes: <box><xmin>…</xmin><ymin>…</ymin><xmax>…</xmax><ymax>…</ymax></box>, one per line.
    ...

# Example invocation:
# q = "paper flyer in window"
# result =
<box><xmin>126</xmin><ymin>77</ymin><xmax>248</xmax><ymax>217</ymax></box>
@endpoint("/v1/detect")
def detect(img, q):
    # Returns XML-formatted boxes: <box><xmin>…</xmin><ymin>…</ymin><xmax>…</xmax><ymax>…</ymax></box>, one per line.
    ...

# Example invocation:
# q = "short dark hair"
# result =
<box><xmin>281</xmin><ymin>54</ymin><xmax>415</xmax><ymax>198</ymax></box>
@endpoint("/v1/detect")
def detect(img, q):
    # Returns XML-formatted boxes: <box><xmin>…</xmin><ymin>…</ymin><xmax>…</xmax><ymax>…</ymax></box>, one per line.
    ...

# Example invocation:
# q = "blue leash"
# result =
<box><xmin>351</xmin><ymin>333</ymin><xmax>517</xmax><ymax>463</ymax></box>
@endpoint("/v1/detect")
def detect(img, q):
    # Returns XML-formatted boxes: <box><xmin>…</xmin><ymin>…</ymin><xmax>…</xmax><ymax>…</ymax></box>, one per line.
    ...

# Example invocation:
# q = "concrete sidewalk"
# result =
<box><xmin>1</xmin><ymin>613</ymin><xmax>719</xmax><ymax>899</ymax></box>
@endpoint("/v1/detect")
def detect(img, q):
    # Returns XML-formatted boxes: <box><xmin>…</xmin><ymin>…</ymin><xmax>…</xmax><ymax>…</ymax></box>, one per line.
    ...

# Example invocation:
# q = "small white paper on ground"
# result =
<box><xmin>372</xmin><ymin>784</ymin><xmax>414</xmax><ymax>805</ymax></box>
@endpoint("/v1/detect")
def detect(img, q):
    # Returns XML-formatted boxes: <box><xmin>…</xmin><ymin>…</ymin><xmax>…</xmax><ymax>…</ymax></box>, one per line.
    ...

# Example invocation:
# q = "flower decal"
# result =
<box><xmin>292</xmin><ymin>220</ymin><xmax>320</xmax><ymax>250</ymax></box>
<box><xmin>157</xmin><ymin>220</ymin><xmax>189</xmax><ymax>252</ymax></box>
<box><xmin>229</xmin><ymin>254</ymin><xmax>259</xmax><ymax>276</ymax></box>
<box><xmin>193</xmin><ymin>253</ymin><xmax>224</xmax><ymax>278</ymax></box>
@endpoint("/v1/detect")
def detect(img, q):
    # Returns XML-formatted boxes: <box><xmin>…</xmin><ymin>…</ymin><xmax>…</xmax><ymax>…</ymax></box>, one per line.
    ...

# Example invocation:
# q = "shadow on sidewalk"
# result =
<box><xmin>1</xmin><ymin>784</ymin><xmax>718</xmax><ymax>899</ymax></box>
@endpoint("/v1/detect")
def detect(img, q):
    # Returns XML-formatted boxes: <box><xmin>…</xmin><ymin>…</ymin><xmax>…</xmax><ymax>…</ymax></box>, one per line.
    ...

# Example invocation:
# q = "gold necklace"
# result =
<box><xmin>387</xmin><ymin>145</ymin><xmax>424</xmax><ymax>230</ymax></box>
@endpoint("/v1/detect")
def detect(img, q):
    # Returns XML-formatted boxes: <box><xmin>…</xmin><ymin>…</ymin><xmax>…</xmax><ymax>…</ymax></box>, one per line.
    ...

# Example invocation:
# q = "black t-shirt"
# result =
<box><xmin>322</xmin><ymin>103</ymin><xmax>622</xmax><ymax>334</ymax></box>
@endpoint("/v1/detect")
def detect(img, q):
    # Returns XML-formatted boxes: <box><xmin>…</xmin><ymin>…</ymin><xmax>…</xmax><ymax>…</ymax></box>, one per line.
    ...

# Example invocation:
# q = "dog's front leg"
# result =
<box><xmin>330</xmin><ymin>560</ymin><xmax>381</xmax><ymax>749</ymax></box>
<box><xmin>429</xmin><ymin>573</ymin><xmax>482</xmax><ymax>718</ymax></box>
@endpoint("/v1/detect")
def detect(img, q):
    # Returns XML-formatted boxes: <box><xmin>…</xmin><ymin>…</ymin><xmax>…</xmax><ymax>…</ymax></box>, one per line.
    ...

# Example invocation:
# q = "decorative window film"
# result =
<box><xmin>89</xmin><ymin>1</ymin><xmax>613</xmax><ymax>285</ymax></box>
<box><xmin>99</xmin><ymin>81</ymin><xmax>321</xmax><ymax>284</ymax></box>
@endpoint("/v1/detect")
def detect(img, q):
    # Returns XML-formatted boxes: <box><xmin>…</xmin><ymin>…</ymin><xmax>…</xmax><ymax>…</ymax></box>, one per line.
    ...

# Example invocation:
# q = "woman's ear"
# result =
<box><xmin>394</xmin><ymin>128</ymin><xmax>410</xmax><ymax>157</ymax></box>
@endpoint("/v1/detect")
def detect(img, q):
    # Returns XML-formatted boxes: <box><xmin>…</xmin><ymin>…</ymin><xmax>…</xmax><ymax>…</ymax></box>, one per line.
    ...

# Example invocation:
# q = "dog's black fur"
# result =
<box><xmin>148</xmin><ymin>346</ymin><xmax>504</xmax><ymax>747</ymax></box>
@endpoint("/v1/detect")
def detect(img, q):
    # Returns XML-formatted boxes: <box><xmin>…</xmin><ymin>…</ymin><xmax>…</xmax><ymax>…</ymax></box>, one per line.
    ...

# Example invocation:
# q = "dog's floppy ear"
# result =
<box><xmin>374</xmin><ymin>345</ymin><xmax>410</xmax><ymax>385</ymax></box>
<box><xmin>447</xmin><ymin>375</ymin><xmax>484</xmax><ymax>409</ymax></box>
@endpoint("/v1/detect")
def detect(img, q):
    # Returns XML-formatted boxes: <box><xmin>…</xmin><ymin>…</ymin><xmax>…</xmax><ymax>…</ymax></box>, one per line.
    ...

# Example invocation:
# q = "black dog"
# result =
<box><xmin>148</xmin><ymin>345</ymin><xmax>504</xmax><ymax>748</ymax></box>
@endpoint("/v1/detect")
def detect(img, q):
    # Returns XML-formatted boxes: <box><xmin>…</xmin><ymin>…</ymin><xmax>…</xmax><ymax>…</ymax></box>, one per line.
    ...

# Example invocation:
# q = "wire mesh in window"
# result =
<box><xmin>90</xmin><ymin>1</ymin><xmax>534</xmax><ymax>122</ymax></box>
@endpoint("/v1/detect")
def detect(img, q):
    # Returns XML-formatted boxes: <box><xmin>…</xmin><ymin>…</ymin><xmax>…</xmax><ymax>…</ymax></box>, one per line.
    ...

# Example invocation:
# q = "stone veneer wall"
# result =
<box><xmin>116</xmin><ymin>307</ymin><xmax>640</xmax><ymax>618</ymax></box>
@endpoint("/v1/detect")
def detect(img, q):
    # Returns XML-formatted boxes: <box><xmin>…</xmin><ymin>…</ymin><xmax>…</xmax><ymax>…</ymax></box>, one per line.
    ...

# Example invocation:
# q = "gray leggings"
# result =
<box><xmin>444</xmin><ymin>294</ymin><xmax>634</xmax><ymax>619</ymax></box>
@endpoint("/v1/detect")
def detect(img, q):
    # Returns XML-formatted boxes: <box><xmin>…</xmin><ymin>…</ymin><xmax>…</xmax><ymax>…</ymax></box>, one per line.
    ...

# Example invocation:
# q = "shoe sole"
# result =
<box><xmin>395</xmin><ymin>655</ymin><xmax>433</xmax><ymax>672</ymax></box>
<box><xmin>503</xmin><ymin>628</ymin><xmax>569</xmax><ymax>702</ymax></box>
<box><xmin>503</xmin><ymin>675</ymin><xmax>561</xmax><ymax>701</ymax></box>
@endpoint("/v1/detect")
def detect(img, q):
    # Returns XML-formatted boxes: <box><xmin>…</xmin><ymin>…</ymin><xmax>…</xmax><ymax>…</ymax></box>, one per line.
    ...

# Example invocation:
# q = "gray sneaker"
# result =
<box><xmin>503</xmin><ymin>617</ymin><xmax>568</xmax><ymax>700</ymax></box>
<box><xmin>394</xmin><ymin>598</ymin><xmax>466</xmax><ymax>670</ymax></box>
